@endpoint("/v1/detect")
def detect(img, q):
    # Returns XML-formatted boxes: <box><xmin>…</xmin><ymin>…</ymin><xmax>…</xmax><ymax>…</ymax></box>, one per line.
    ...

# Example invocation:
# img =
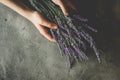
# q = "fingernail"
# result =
<box><xmin>53</xmin><ymin>25</ymin><xmax>58</xmax><ymax>29</ymax></box>
<box><xmin>65</xmin><ymin>13</ymin><xmax>69</xmax><ymax>16</ymax></box>
<box><xmin>51</xmin><ymin>38</ymin><xmax>56</xmax><ymax>42</ymax></box>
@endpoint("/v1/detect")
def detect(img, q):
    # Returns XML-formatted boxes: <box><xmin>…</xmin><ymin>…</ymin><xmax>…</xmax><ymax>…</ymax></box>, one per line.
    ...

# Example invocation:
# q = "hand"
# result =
<box><xmin>29</xmin><ymin>11</ymin><xmax>58</xmax><ymax>42</ymax></box>
<box><xmin>29</xmin><ymin>0</ymin><xmax>76</xmax><ymax>42</ymax></box>
<box><xmin>52</xmin><ymin>0</ymin><xmax>76</xmax><ymax>15</ymax></box>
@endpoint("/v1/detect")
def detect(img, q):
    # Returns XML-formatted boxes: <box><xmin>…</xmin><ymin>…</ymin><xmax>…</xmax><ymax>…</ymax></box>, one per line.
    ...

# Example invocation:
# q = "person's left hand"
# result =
<box><xmin>52</xmin><ymin>0</ymin><xmax>76</xmax><ymax>15</ymax></box>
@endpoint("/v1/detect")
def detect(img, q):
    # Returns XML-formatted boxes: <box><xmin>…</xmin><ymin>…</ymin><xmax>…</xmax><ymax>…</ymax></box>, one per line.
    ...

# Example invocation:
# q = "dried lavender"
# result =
<box><xmin>29</xmin><ymin>0</ymin><xmax>101</xmax><ymax>68</ymax></box>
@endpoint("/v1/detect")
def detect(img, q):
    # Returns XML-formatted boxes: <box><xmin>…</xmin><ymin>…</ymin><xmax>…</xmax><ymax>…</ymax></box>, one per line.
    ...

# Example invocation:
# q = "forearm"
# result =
<box><xmin>0</xmin><ymin>0</ymin><xmax>34</xmax><ymax>20</ymax></box>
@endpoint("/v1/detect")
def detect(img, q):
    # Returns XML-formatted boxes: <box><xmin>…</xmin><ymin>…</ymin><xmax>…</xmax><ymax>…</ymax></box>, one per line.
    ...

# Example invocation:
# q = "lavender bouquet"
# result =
<box><xmin>29</xmin><ymin>0</ymin><xmax>101</xmax><ymax>68</ymax></box>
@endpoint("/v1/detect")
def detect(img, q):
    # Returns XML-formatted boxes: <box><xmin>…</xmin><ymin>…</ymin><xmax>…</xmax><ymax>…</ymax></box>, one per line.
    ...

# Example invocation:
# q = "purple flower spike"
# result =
<box><xmin>29</xmin><ymin>0</ymin><xmax>101</xmax><ymax>68</ymax></box>
<box><xmin>73</xmin><ymin>15</ymin><xmax>88</xmax><ymax>22</ymax></box>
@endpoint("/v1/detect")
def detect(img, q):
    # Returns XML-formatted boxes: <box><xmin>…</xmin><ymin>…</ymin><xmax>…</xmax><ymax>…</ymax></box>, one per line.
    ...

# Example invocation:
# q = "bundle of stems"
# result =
<box><xmin>29</xmin><ymin>0</ymin><xmax>101</xmax><ymax>68</ymax></box>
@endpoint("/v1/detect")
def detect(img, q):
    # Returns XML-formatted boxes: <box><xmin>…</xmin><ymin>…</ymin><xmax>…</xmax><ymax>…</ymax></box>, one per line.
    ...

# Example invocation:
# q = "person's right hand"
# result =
<box><xmin>29</xmin><ymin>11</ymin><xmax>58</xmax><ymax>42</ymax></box>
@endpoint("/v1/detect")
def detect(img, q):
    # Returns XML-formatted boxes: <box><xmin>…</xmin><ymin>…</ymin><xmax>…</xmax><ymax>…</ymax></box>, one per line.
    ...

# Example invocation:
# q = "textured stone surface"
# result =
<box><xmin>0</xmin><ymin>3</ymin><xmax>120</xmax><ymax>80</ymax></box>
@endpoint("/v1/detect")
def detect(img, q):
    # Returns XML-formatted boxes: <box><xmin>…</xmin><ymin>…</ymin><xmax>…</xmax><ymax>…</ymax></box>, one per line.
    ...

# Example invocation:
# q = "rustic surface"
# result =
<box><xmin>0</xmin><ymin>3</ymin><xmax>120</xmax><ymax>80</ymax></box>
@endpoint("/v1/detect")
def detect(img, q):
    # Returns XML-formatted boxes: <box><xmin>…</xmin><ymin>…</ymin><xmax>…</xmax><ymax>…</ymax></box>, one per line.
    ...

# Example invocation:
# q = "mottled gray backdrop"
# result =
<box><xmin>0</xmin><ymin>4</ymin><xmax>120</xmax><ymax>80</ymax></box>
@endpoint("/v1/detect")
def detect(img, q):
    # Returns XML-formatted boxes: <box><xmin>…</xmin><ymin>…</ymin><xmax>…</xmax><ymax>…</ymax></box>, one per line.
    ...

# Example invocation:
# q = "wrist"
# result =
<box><xmin>0</xmin><ymin>0</ymin><xmax>35</xmax><ymax>22</ymax></box>
<box><xmin>22</xmin><ymin>8</ymin><xmax>35</xmax><ymax>20</ymax></box>
<box><xmin>26</xmin><ymin>11</ymin><xmax>39</xmax><ymax>23</ymax></box>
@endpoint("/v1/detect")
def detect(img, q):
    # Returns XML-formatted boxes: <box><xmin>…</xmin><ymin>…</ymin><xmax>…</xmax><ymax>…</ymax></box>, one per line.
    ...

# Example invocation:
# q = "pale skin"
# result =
<box><xmin>0</xmin><ymin>0</ymin><xmax>75</xmax><ymax>42</ymax></box>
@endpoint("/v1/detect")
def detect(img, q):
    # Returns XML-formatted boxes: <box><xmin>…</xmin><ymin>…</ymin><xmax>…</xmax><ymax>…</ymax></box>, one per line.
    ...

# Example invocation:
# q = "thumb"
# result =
<box><xmin>58</xmin><ymin>1</ymin><xmax>69</xmax><ymax>15</ymax></box>
<box><xmin>35</xmin><ymin>24</ymin><xmax>56</xmax><ymax>42</ymax></box>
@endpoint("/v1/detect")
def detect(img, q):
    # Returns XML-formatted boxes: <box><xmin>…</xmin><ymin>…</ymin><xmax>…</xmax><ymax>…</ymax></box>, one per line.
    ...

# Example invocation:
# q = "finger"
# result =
<box><xmin>67</xmin><ymin>1</ymin><xmax>76</xmax><ymax>11</ymax></box>
<box><xmin>39</xmin><ymin>26</ymin><xmax>56</xmax><ymax>42</ymax></box>
<box><xmin>58</xmin><ymin>1</ymin><xmax>69</xmax><ymax>15</ymax></box>
<box><xmin>38</xmin><ymin>14</ymin><xmax>58</xmax><ymax>29</ymax></box>
<box><xmin>36</xmin><ymin>24</ymin><xmax>56</xmax><ymax>42</ymax></box>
